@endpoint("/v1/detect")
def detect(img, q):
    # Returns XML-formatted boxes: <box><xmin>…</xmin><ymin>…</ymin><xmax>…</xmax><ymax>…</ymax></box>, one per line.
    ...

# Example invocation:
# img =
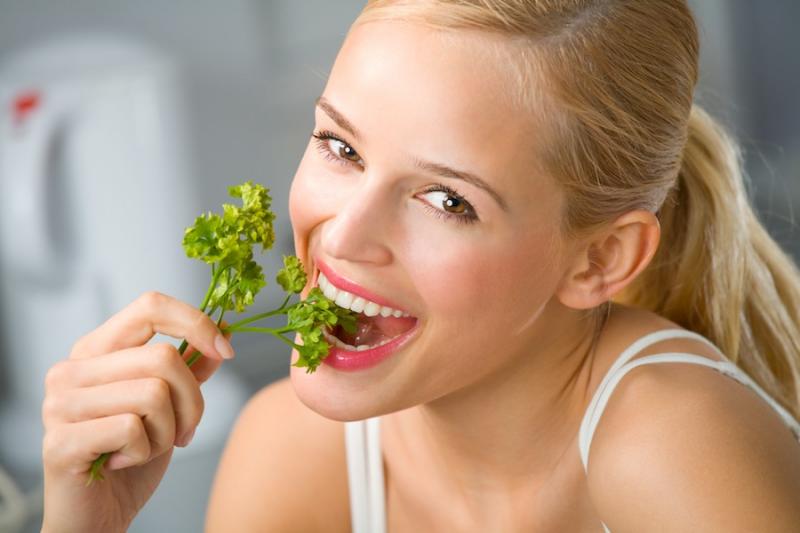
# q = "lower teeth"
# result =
<box><xmin>323</xmin><ymin>329</ymin><xmax>393</xmax><ymax>352</ymax></box>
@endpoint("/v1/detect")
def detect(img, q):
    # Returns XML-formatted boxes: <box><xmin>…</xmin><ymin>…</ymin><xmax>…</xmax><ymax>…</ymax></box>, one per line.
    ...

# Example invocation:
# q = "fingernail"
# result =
<box><xmin>176</xmin><ymin>427</ymin><xmax>196</xmax><ymax>447</ymax></box>
<box><xmin>215</xmin><ymin>334</ymin><xmax>235</xmax><ymax>359</ymax></box>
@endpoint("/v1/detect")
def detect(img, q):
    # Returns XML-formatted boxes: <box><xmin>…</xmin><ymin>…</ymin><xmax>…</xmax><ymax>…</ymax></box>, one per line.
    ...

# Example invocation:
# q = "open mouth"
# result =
<box><xmin>316</xmin><ymin>271</ymin><xmax>418</xmax><ymax>352</ymax></box>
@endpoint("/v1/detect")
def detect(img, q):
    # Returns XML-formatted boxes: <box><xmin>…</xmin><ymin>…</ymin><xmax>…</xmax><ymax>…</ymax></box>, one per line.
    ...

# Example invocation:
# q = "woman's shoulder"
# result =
<box><xmin>206</xmin><ymin>376</ymin><xmax>351</xmax><ymax>532</ymax></box>
<box><xmin>584</xmin><ymin>308</ymin><xmax>800</xmax><ymax>531</ymax></box>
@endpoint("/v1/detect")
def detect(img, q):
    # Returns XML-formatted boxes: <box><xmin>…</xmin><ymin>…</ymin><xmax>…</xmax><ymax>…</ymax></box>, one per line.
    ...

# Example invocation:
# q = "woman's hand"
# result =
<box><xmin>41</xmin><ymin>291</ymin><xmax>234</xmax><ymax>533</ymax></box>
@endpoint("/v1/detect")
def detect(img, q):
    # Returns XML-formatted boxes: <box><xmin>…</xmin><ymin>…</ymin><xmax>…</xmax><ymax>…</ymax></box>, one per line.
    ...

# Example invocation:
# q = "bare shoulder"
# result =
<box><xmin>586</xmin><ymin>355</ymin><xmax>800</xmax><ymax>532</ymax></box>
<box><xmin>206</xmin><ymin>376</ymin><xmax>351</xmax><ymax>532</ymax></box>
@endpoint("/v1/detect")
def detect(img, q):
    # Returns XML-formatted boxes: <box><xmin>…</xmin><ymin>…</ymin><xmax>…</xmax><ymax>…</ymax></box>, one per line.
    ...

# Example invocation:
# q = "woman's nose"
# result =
<box><xmin>320</xmin><ymin>180</ymin><xmax>394</xmax><ymax>266</ymax></box>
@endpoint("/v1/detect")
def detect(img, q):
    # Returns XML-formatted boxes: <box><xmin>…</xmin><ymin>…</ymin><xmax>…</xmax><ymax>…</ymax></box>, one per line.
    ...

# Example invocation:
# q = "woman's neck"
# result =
<box><xmin>383</xmin><ymin>302</ymin><xmax>606</xmax><ymax>520</ymax></box>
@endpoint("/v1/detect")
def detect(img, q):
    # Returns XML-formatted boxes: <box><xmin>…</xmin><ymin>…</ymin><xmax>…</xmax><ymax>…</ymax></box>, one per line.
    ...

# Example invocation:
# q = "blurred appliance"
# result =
<box><xmin>0</xmin><ymin>34</ymin><xmax>247</xmax><ymax>531</ymax></box>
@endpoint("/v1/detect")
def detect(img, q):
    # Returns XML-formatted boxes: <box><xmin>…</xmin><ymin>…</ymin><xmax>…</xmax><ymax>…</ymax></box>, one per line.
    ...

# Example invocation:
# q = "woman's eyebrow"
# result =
<box><xmin>315</xmin><ymin>95</ymin><xmax>508</xmax><ymax>212</ymax></box>
<box><xmin>316</xmin><ymin>96</ymin><xmax>362</xmax><ymax>141</ymax></box>
<box><xmin>412</xmin><ymin>159</ymin><xmax>508</xmax><ymax>212</ymax></box>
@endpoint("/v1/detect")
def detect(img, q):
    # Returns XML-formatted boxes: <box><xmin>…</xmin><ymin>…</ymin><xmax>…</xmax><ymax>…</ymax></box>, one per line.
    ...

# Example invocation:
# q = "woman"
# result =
<box><xmin>41</xmin><ymin>1</ymin><xmax>800</xmax><ymax>531</ymax></box>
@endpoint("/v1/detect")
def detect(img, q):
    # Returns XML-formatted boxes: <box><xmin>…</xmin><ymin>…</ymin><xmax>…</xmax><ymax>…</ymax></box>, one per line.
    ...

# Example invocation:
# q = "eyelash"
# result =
<box><xmin>311</xmin><ymin>129</ymin><xmax>479</xmax><ymax>225</ymax></box>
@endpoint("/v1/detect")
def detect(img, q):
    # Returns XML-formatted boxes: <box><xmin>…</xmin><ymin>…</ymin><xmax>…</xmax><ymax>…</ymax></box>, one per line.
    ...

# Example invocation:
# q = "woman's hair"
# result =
<box><xmin>354</xmin><ymin>0</ymin><xmax>800</xmax><ymax>418</ymax></box>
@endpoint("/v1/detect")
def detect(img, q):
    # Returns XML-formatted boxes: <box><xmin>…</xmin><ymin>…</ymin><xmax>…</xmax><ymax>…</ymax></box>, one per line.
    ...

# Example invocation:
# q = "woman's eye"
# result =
<box><xmin>418</xmin><ymin>186</ymin><xmax>479</xmax><ymax>225</ymax></box>
<box><xmin>423</xmin><ymin>190</ymin><xmax>467</xmax><ymax>214</ymax></box>
<box><xmin>312</xmin><ymin>130</ymin><xmax>363</xmax><ymax>165</ymax></box>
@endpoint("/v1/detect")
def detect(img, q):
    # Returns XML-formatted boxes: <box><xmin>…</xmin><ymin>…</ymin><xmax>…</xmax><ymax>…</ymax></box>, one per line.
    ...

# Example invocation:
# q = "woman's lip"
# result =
<box><xmin>314</xmin><ymin>256</ymin><xmax>410</xmax><ymax>313</ymax></box>
<box><xmin>321</xmin><ymin>321</ymin><xmax>420</xmax><ymax>371</ymax></box>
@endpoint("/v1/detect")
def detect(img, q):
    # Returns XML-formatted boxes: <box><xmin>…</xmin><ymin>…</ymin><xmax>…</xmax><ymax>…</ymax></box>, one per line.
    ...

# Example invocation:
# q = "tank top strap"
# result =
<box><xmin>578</xmin><ymin>329</ymin><xmax>800</xmax><ymax>474</ymax></box>
<box><xmin>597</xmin><ymin>328</ymin><xmax>722</xmax><ymax>382</ymax></box>
<box><xmin>578</xmin><ymin>328</ymin><xmax>723</xmax><ymax>472</ymax></box>
<box><xmin>345</xmin><ymin>418</ymin><xmax>386</xmax><ymax>533</ymax></box>
<box><xmin>618</xmin><ymin>353</ymin><xmax>800</xmax><ymax>440</ymax></box>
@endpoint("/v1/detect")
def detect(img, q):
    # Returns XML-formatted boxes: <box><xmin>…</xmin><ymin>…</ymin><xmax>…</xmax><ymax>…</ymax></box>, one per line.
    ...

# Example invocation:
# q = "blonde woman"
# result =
<box><xmin>42</xmin><ymin>1</ymin><xmax>800</xmax><ymax>531</ymax></box>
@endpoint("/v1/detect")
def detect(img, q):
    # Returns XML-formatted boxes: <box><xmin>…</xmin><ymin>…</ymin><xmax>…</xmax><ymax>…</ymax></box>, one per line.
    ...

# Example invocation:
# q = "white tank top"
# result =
<box><xmin>344</xmin><ymin>328</ymin><xmax>800</xmax><ymax>533</ymax></box>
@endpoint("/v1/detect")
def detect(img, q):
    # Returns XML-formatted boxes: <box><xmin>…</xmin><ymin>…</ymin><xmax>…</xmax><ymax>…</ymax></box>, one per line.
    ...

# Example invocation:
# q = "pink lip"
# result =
<box><xmin>314</xmin><ymin>256</ymin><xmax>408</xmax><ymax>312</ymax></box>
<box><xmin>322</xmin><ymin>321</ymin><xmax>420</xmax><ymax>371</ymax></box>
<box><xmin>310</xmin><ymin>256</ymin><xmax>420</xmax><ymax>371</ymax></box>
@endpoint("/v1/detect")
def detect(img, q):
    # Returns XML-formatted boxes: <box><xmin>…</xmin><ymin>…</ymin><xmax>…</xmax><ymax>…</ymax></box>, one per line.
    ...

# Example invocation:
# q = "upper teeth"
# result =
<box><xmin>318</xmin><ymin>272</ymin><xmax>410</xmax><ymax>318</ymax></box>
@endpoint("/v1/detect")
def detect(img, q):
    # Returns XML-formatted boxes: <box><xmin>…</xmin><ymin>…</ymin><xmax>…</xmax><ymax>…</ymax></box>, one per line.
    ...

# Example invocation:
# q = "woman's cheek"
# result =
<box><xmin>418</xmin><ymin>232</ymin><xmax>556</xmax><ymax>331</ymax></box>
<box><xmin>405</xmin><ymin>241</ymin><xmax>486</xmax><ymax>317</ymax></box>
<box><xmin>288</xmin><ymin>166</ymin><xmax>312</xmax><ymax>272</ymax></box>
<box><xmin>290</xmin><ymin>155</ymin><xmax>358</xmax><ymax>226</ymax></box>
<box><xmin>289</xmin><ymin>152</ymin><xmax>321</xmax><ymax>229</ymax></box>
<box><xmin>288</xmin><ymin>154</ymin><xmax>339</xmax><ymax>292</ymax></box>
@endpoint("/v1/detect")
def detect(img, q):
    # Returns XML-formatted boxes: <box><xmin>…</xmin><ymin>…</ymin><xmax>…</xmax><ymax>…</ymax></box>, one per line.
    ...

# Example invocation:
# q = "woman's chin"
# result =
<box><xmin>289</xmin><ymin>364</ymin><xmax>388</xmax><ymax>422</ymax></box>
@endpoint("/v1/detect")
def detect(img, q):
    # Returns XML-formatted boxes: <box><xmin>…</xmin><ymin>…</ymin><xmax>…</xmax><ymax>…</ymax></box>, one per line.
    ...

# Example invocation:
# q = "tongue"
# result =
<box><xmin>335</xmin><ymin>314</ymin><xmax>417</xmax><ymax>347</ymax></box>
<box><xmin>370</xmin><ymin>314</ymin><xmax>417</xmax><ymax>337</ymax></box>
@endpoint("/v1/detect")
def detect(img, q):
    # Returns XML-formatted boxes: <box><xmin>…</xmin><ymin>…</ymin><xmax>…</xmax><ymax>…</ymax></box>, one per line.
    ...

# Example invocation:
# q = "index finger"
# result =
<box><xmin>70</xmin><ymin>291</ymin><xmax>233</xmax><ymax>361</ymax></box>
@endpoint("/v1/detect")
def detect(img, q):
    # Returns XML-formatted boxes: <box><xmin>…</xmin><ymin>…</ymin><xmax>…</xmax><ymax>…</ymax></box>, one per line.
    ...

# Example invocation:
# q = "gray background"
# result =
<box><xmin>0</xmin><ymin>1</ymin><xmax>797</xmax><ymax>532</ymax></box>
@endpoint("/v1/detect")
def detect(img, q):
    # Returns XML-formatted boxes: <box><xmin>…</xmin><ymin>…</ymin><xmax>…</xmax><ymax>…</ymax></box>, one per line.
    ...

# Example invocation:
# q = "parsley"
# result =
<box><xmin>180</xmin><ymin>181</ymin><xmax>355</xmax><ymax>370</ymax></box>
<box><xmin>87</xmin><ymin>181</ymin><xmax>356</xmax><ymax>484</ymax></box>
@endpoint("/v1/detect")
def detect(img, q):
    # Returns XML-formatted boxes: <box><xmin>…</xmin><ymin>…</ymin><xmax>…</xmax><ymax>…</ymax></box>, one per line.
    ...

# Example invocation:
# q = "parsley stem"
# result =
<box><xmin>178</xmin><ymin>279</ymin><xmax>225</xmax><ymax>366</ymax></box>
<box><xmin>227</xmin><ymin>326</ymin><xmax>281</xmax><ymax>334</ymax></box>
<box><xmin>228</xmin><ymin>326</ymin><xmax>300</xmax><ymax>349</ymax></box>
<box><xmin>200</xmin><ymin>266</ymin><xmax>224</xmax><ymax>313</ymax></box>
<box><xmin>185</xmin><ymin>350</ymin><xmax>203</xmax><ymax>367</ymax></box>
<box><xmin>222</xmin><ymin>303</ymin><xmax>296</xmax><ymax>332</ymax></box>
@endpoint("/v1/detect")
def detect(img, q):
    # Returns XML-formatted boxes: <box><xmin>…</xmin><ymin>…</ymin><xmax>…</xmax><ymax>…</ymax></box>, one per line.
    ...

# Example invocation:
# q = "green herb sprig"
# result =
<box><xmin>87</xmin><ymin>181</ymin><xmax>356</xmax><ymax>484</ymax></box>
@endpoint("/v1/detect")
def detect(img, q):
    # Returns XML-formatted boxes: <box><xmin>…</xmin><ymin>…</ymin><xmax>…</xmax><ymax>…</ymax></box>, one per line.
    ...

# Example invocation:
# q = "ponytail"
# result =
<box><xmin>619</xmin><ymin>105</ymin><xmax>800</xmax><ymax>419</ymax></box>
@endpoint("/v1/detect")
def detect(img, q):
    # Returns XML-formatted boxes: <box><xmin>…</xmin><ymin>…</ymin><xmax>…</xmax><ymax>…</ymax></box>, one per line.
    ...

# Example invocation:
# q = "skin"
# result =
<box><xmin>41</xmin><ymin>19</ymin><xmax>800</xmax><ymax>533</ymax></box>
<box><xmin>284</xmin><ymin>19</ymin><xmax>659</xmax><ymax>520</ymax></box>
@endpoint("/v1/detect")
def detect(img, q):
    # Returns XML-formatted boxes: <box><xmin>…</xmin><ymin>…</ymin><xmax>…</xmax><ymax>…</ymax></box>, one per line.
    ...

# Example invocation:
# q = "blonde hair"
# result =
<box><xmin>355</xmin><ymin>0</ymin><xmax>800</xmax><ymax>418</ymax></box>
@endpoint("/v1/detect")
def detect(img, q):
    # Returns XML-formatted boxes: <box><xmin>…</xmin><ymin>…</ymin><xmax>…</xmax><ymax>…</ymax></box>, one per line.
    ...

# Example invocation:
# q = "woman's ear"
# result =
<box><xmin>555</xmin><ymin>210</ymin><xmax>661</xmax><ymax>310</ymax></box>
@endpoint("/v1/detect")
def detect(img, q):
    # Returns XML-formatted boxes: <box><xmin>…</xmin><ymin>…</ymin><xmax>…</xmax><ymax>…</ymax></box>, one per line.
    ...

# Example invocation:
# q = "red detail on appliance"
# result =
<box><xmin>12</xmin><ymin>90</ymin><xmax>41</xmax><ymax>126</ymax></box>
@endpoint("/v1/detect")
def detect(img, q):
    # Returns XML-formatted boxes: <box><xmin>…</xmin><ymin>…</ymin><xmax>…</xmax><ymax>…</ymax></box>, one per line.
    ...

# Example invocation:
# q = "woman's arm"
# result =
<box><xmin>206</xmin><ymin>377</ymin><xmax>351</xmax><ymax>532</ymax></box>
<box><xmin>587</xmin><ymin>362</ymin><xmax>800</xmax><ymax>532</ymax></box>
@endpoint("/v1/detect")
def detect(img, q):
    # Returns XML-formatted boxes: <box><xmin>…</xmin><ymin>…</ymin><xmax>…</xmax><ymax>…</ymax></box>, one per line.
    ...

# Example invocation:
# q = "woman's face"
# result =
<box><xmin>289</xmin><ymin>20</ymin><xmax>569</xmax><ymax>420</ymax></box>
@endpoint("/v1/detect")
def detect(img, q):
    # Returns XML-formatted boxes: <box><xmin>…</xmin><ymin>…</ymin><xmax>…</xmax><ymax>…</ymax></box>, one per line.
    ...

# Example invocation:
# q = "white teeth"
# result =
<box><xmin>334</xmin><ymin>291</ymin><xmax>354</xmax><ymax>308</ymax></box>
<box><xmin>317</xmin><ymin>271</ymin><xmax>411</xmax><ymax>319</ymax></box>
<box><xmin>350</xmin><ymin>297</ymin><xmax>367</xmax><ymax>313</ymax></box>
<box><xmin>321</xmin><ymin>279</ymin><xmax>338</xmax><ymax>300</ymax></box>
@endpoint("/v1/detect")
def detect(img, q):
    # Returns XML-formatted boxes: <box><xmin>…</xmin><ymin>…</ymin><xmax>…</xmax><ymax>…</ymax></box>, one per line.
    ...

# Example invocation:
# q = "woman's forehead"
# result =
<box><xmin>323</xmin><ymin>20</ymin><xmax>556</xmax><ymax>211</ymax></box>
<box><xmin>331</xmin><ymin>21</ymin><xmax>519</xmax><ymax>129</ymax></box>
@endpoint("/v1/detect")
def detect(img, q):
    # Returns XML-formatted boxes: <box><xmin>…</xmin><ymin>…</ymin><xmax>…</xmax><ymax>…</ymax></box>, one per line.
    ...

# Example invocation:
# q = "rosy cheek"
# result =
<box><xmin>288</xmin><ymin>174</ymin><xmax>313</xmax><ymax>239</ymax></box>
<box><xmin>410</xmin><ymin>231</ymin><xmax>557</xmax><ymax>328</ymax></box>
<box><xmin>488</xmin><ymin>235</ymin><xmax>561</xmax><ymax>318</ymax></box>
<box><xmin>288</xmin><ymin>155</ymin><xmax>326</xmax><ymax>284</ymax></box>
<box><xmin>405</xmin><ymin>244</ymin><xmax>487</xmax><ymax>317</ymax></box>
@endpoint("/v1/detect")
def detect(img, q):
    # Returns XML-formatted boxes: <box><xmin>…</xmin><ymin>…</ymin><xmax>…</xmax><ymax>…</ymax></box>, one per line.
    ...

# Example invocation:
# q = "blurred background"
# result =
<box><xmin>0</xmin><ymin>1</ymin><xmax>797</xmax><ymax>531</ymax></box>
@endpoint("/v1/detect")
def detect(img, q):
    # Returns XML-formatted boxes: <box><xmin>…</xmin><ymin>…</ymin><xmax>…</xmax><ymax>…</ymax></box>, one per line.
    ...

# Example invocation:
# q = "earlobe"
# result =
<box><xmin>556</xmin><ymin>210</ymin><xmax>660</xmax><ymax>310</ymax></box>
